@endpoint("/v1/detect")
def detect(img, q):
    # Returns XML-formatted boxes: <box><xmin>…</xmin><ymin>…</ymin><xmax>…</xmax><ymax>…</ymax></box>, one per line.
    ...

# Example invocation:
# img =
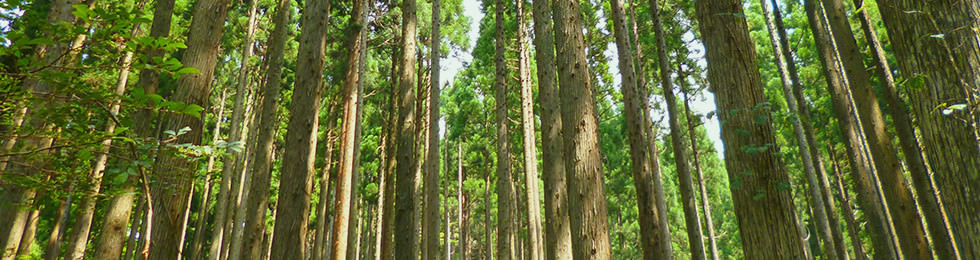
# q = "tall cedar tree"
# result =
<box><xmin>494</xmin><ymin>0</ymin><xmax>517</xmax><ymax>258</ymax></box>
<box><xmin>422</xmin><ymin>0</ymin><xmax>442</xmax><ymax>255</ymax></box>
<box><xmin>552</xmin><ymin>0</ymin><xmax>614</xmax><ymax>258</ymax></box>
<box><xmin>680</xmin><ymin>80</ymin><xmax>721</xmax><ymax>260</ymax></box>
<box><xmin>757</xmin><ymin>0</ymin><xmax>838</xmax><ymax>258</ymax></box>
<box><xmin>529</xmin><ymin>0</ymin><xmax>574</xmax><ymax>256</ymax></box>
<box><xmin>393</xmin><ymin>0</ymin><xmax>421</xmax><ymax>255</ymax></box>
<box><xmin>611</xmin><ymin>0</ymin><xmax>675</xmax><ymax>258</ymax></box>
<box><xmin>517</xmin><ymin>0</ymin><xmax>544</xmax><ymax>258</ymax></box>
<box><xmin>333</xmin><ymin>0</ymin><xmax>369</xmax><ymax>258</ymax></box>
<box><xmin>693</xmin><ymin>0</ymin><xmax>807</xmax><ymax>258</ymax></box>
<box><xmin>270</xmin><ymin>0</ymin><xmax>330</xmax><ymax>257</ymax></box>
<box><xmin>821</xmin><ymin>0</ymin><xmax>932</xmax><ymax>257</ymax></box>
<box><xmin>802</xmin><ymin>1</ymin><xmax>897</xmax><ymax>257</ymax></box>
<box><xmin>874</xmin><ymin>0</ymin><xmax>980</xmax><ymax>257</ymax></box>
<box><xmin>145</xmin><ymin>0</ymin><xmax>230</xmax><ymax>257</ymax></box>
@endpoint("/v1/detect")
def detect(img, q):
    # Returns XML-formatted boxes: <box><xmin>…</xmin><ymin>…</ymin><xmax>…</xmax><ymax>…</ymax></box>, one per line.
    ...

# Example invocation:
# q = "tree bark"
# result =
<box><xmin>873</xmin><ymin>0</ymin><xmax>980</xmax><ymax>257</ymax></box>
<box><xmin>333</xmin><ymin>0</ymin><xmax>369</xmax><ymax>257</ymax></box>
<box><xmin>820</xmin><ymin>0</ymin><xmax>933</xmax><ymax>258</ymax></box>
<box><xmin>802</xmin><ymin>1</ymin><xmax>897</xmax><ymax>258</ymax></box>
<box><xmin>552</xmin><ymin>0</ymin><xmax>614</xmax><ymax>257</ymax></box>
<box><xmin>529</xmin><ymin>0</ymin><xmax>573</xmax><ymax>257</ymax></box>
<box><xmin>269</xmin><ymin>0</ymin><xmax>331</xmax><ymax>257</ymax></box>
<box><xmin>758</xmin><ymin>1</ymin><xmax>838</xmax><ymax>258</ymax></box>
<box><xmin>378</xmin><ymin>42</ymin><xmax>401</xmax><ymax>260</ymax></box>
<box><xmin>514</xmin><ymin>1</ymin><xmax>544</xmax><ymax>259</ymax></box>
<box><xmin>610</xmin><ymin>0</ymin><xmax>676</xmax><ymax>258</ymax></box>
<box><xmin>45</xmin><ymin>194</ymin><xmax>71</xmax><ymax>260</ymax></box>
<box><xmin>394</xmin><ymin>0</ymin><xmax>420</xmax><ymax>255</ymax></box>
<box><xmin>146</xmin><ymin>0</ymin><xmax>230</xmax><ymax>257</ymax></box>
<box><xmin>422</xmin><ymin>0</ymin><xmax>442</xmax><ymax>256</ymax></box>
<box><xmin>827</xmin><ymin>145</ymin><xmax>868</xmax><ymax>260</ymax></box>
<box><xmin>493</xmin><ymin>0</ymin><xmax>517</xmax><ymax>259</ymax></box>
<box><xmin>242</xmin><ymin>0</ymin><xmax>291</xmax><ymax>258</ymax></box>
<box><xmin>693</xmin><ymin>0</ymin><xmax>808</xmax><ymax>257</ymax></box>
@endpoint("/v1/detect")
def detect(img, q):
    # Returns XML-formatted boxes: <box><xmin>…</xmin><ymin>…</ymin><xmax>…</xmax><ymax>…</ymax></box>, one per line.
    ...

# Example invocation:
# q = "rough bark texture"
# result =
<box><xmin>393</xmin><ymin>0</ymin><xmax>420</xmax><ymax>255</ymax></box>
<box><xmin>333</xmin><ymin>0</ymin><xmax>368</xmax><ymax>258</ymax></box>
<box><xmin>850</xmin><ymin>0</ymin><xmax>957</xmax><ymax>257</ymax></box>
<box><xmin>529</xmin><ymin>0</ymin><xmax>573</xmax><ymax>257</ymax></box>
<box><xmin>516</xmin><ymin>1</ymin><xmax>544</xmax><ymax>258</ymax></box>
<box><xmin>422</xmin><ymin>0</ymin><xmax>442</xmax><ymax>256</ymax></box>
<box><xmin>269</xmin><ymin>0</ymin><xmax>330</xmax><ymax>257</ymax></box>
<box><xmin>693</xmin><ymin>0</ymin><xmax>807</xmax><ymax>258</ymax></box>
<box><xmin>802</xmin><ymin>1</ymin><xmax>897</xmax><ymax>258</ymax></box>
<box><xmin>681</xmin><ymin>86</ymin><xmax>720</xmax><ymax>260</ymax></box>
<box><xmin>552</xmin><ymin>0</ymin><xmax>614</xmax><ymax>257</ymax></box>
<box><xmin>874</xmin><ymin>0</ymin><xmax>980</xmax><ymax>257</ymax></box>
<box><xmin>379</xmin><ymin>42</ymin><xmax>401</xmax><ymax>260</ymax></box>
<box><xmin>494</xmin><ymin>0</ymin><xmax>516</xmax><ymax>258</ymax></box>
<box><xmin>242</xmin><ymin>0</ymin><xmax>290</xmax><ymax>258</ymax></box>
<box><xmin>820</xmin><ymin>0</ymin><xmax>932</xmax><ymax>258</ymax></box>
<box><xmin>613</xmin><ymin>0</ymin><xmax>674</xmax><ymax>258</ymax></box>
<box><xmin>758</xmin><ymin>1</ymin><xmax>838</xmax><ymax>258</ymax></box>
<box><xmin>146</xmin><ymin>0</ymin><xmax>230</xmax><ymax>258</ymax></box>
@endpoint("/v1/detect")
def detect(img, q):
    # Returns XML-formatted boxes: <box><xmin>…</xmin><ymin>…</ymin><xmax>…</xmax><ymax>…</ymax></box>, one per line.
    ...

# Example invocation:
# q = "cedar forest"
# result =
<box><xmin>0</xmin><ymin>0</ymin><xmax>978</xmax><ymax>259</ymax></box>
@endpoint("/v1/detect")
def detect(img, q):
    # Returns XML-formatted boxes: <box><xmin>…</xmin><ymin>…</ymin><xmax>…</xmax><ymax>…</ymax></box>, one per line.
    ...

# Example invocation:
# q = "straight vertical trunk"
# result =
<box><xmin>242</xmin><ymin>0</ymin><xmax>291</xmax><ymax>258</ymax></box>
<box><xmin>393</xmin><ymin>0</ymin><xmax>421</xmax><ymax>255</ymax></box>
<box><xmin>802</xmin><ymin>1</ymin><xmax>897</xmax><ymax>257</ymax></box>
<box><xmin>45</xmin><ymin>195</ymin><xmax>71</xmax><ymax>260</ymax></box>
<box><xmin>552</xmin><ymin>0</ymin><xmax>614</xmax><ymax>257</ymax></box>
<box><xmin>680</xmin><ymin>75</ymin><xmax>720</xmax><ymax>260</ymax></box>
<box><xmin>189</xmin><ymin>89</ymin><xmax>227</xmax><ymax>260</ymax></box>
<box><xmin>693</xmin><ymin>0</ymin><xmax>807</xmax><ymax>257</ymax></box>
<box><xmin>644</xmin><ymin>0</ymin><xmax>707</xmax><ymax>257</ymax></box>
<box><xmin>529</xmin><ymin>0</ymin><xmax>573</xmax><ymax>256</ymax></box>
<box><xmin>493</xmin><ymin>0</ymin><xmax>517</xmax><ymax>259</ymax></box>
<box><xmin>821</xmin><ymin>0</ymin><xmax>932</xmax><ymax>257</ymax></box>
<box><xmin>610</xmin><ymin>0</ymin><xmax>675</xmax><ymax>258</ymax></box>
<box><xmin>378</xmin><ymin>43</ymin><xmax>401</xmax><ymax>260</ymax></box>
<box><xmin>516</xmin><ymin>1</ymin><xmax>544</xmax><ymax>259</ymax></box>
<box><xmin>758</xmin><ymin>1</ymin><xmax>838</xmax><ymax>258</ymax></box>
<box><xmin>147</xmin><ymin>0</ymin><xmax>230</xmax><ymax>257</ymax></box>
<box><xmin>457</xmin><ymin>143</ymin><xmax>467</xmax><ymax>260</ymax></box>
<box><xmin>422</xmin><ymin>0</ymin><xmax>442</xmax><ymax>256</ymax></box>
<box><xmin>269</xmin><ymin>0</ymin><xmax>331</xmax><ymax>257</ymax></box>
<box><xmin>873</xmin><ymin>0</ymin><xmax>980</xmax><ymax>257</ymax></box>
<box><xmin>484</xmin><ymin>159</ymin><xmax>493</xmax><ymax>260</ymax></box>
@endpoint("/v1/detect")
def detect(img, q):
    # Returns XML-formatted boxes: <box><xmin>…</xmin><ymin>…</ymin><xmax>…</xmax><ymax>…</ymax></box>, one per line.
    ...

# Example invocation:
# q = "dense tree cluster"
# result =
<box><xmin>0</xmin><ymin>0</ymin><xmax>978</xmax><ymax>259</ymax></box>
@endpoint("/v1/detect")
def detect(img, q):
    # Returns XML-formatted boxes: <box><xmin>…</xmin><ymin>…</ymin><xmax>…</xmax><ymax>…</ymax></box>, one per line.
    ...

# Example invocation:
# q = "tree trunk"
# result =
<box><xmin>493</xmin><ymin>0</ymin><xmax>517</xmax><ymax>259</ymax></box>
<box><xmin>827</xmin><ymin>145</ymin><xmax>868</xmax><ymax>260</ymax></box>
<box><xmin>378</xmin><ymin>42</ymin><xmax>401</xmax><ymax>260</ymax></box>
<box><xmin>457</xmin><ymin>143</ymin><xmax>467</xmax><ymax>260</ymax></box>
<box><xmin>269</xmin><ymin>0</ymin><xmax>331</xmax><ymax>257</ymax></box>
<box><xmin>610</xmin><ymin>0</ymin><xmax>675</xmax><ymax>258</ymax></box>
<box><xmin>422</xmin><ymin>0</ymin><xmax>442</xmax><ymax>256</ymax></box>
<box><xmin>851</xmin><ymin>0</ymin><xmax>958</xmax><ymax>257</ymax></box>
<box><xmin>693</xmin><ymin>0</ymin><xmax>808</xmax><ymax>257</ymax></box>
<box><xmin>394</xmin><ymin>0</ymin><xmax>420</xmax><ymax>255</ymax></box>
<box><xmin>643</xmin><ymin>0</ymin><xmax>708</xmax><ymax>258</ymax></box>
<box><xmin>529</xmin><ymin>0</ymin><xmax>573</xmax><ymax>257</ymax></box>
<box><xmin>552</xmin><ymin>0</ymin><xmax>614</xmax><ymax>257</ymax></box>
<box><xmin>333</xmin><ymin>0</ymin><xmax>368</xmax><ymax>256</ymax></box>
<box><xmin>765</xmin><ymin>0</ymin><xmax>849</xmax><ymax>257</ymax></box>
<box><xmin>758</xmin><ymin>1</ymin><xmax>839</xmax><ymax>258</ymax></box>
<box><xmin>514</xmin><ymin>1</ymin><xmax>544</xmax><ymax>259</ymax></box>
<box><xmin>679</xmin><ymin>73</ymin><xmax>720</xmax><ymax>260</ymax></box>
<box><xmin>146</xmin><ymin>0</ymin><xmax>230</xmax><ymax>257</ymax></box>
<box><xmin>45</xmin><ymin>194</ymin><xmax>71</xmax><ymax>260</ymax></box>
<box><xmin>802</xmin><ymin>1</ymin><xmax>897</xmax><ymax>258</ymax></box>
<box><xmin>820</xmin><ymin>0</ymin><xmax>933</xmax><ymax>258</ymax></box>
<box><xmin>242</xmin><ymin>0</ymin><xmax>289</xmax><ymax>258</ymax></box>
<box><xmin>873</xmin><ymin>0</ymin><xmax>980</xmax><ymax>257</ymax></box>
<box><xmin>484</xmin><ymin>158</ymin><xmax>493</xmax><ymax>260</ymax></box>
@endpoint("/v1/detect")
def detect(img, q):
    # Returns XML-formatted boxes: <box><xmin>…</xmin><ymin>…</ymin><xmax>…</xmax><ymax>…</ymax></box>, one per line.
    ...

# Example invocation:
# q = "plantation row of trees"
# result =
<box><xmin>0</xmin><ymin>0</ymin><xmax>977</xmax><ymax>258</ymax></box>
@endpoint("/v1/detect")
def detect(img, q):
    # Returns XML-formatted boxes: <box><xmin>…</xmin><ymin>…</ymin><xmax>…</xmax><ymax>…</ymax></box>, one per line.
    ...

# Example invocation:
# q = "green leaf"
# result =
<box><xmin>183</xmin><ymin>104</ymin><xmax>205</xmax><ymax>118</ymax></box>
<box><xmin>176</xmin><ymin>66</ymin><xmax>201</xmax><ymax>76</ymax></box>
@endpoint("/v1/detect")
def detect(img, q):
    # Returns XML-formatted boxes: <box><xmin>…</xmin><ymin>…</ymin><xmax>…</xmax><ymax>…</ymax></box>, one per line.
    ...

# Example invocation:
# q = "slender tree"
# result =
<box><xmin>393</xmin><ymin>0</ymin><xmax>421</xmax><ymax>255</ymax></box>
<box><xmin>422</xmin><ymin>0</ymin><xmax>442</xmax><ymax>256</ymax></box>
<box><xmin>828</xmin><ymin>145</ymin><xmax>868</xmax><ymax>260</ymax></box>
<box><xmin>269</xmin><ymin>0</ymin><xmax>331</xmax><ymax>257</ymax></box>
<box><xmin>802</xmin><ymin>1</ymin><xmax>897</xmax><ymax>257</ymax></box>
<box><xmin>552</xmin><ymin>0</ymin><xmax>614</xmax><ymax>257</ymax></box>
<box><xmin>693</xmin><ymin>0</ymin><xmax>808</xmax><ymax>257</ymax></box>
<box><xmin>679</xmin><ymin>77</ymin><xmax>720</xmax><ymax>260</ymax></box>
<box><xmin>873</xmin><ymin>0</ymin><xmax>980</xmax><ymax>257</ymax></box>
<box><xmin>493</xmin><ymin>0</ymin><xmax>517</xmax><ymax>258</ymax></box>
<box><xmin>515</xmin><ymin>0</ymin><xmax>544</xmax><ymax>258</ymax></box>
